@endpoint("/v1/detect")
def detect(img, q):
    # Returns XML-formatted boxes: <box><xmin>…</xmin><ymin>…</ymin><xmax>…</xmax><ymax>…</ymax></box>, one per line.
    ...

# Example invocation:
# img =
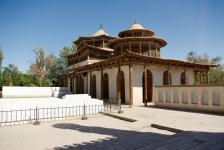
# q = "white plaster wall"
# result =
<box><xmin>170</xmin><ymin>68</ymin><xmax>181</xmax><ymax>85</ymax></box>
<box><xmin>188</xmin><ymin>70</ymin><xmax>194</xmax><ymax>85</ymax></box>
<box><xmin>148</xmin><ymin>66</ymin><xmax>164</xmax><ymax>86</ymax></box>
<box><xmin>132</xmin><ymin>65</ymin><xmax>144</xmax><ymax>105</ymax></box>
<box><xmin>87</xmin><ymin>60</ymin><xmax>102</xmax><ymax>65</ymax></box>
<box><xmin>121</xmin><ymin>65</ymin><xmax>130</xmax><ymax>104</ymax></box>
<box><xmin>103</xmin><ymin>67</ymin><xmax>118</xmax><ymax>101</ymax></box>
<box><xmin>92</xmin><ymin>71</ymin><xmax>101</xmax><ymax>99</ymax></box>
<box><xmin>68</xmin><ymin>60</ymin><xmax>102</xmax><ymax>70</ymax></box>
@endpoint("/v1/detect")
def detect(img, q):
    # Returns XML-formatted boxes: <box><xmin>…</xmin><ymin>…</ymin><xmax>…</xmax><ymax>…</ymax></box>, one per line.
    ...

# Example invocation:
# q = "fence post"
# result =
<box><xmin>33</xmin><ymin>106</ymin><xmax>40</xmax><ymax>125</ymax></box>
<box><xmin>118</xmin><ymin>101</ymin><xmax>123</xmax><ymax>114</ymax></box>
<box><xmin>81</xmin><ymin>103</ymin><xmax>87</xmax><ymax>120</ymax></box>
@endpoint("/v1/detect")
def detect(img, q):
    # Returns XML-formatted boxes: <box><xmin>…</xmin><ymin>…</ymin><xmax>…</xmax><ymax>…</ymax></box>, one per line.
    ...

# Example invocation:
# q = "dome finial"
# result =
<box><xmin>135</xmin><ymin>19</ymin><xmax>137</xmax><ymax>24</ymax></box>
<box><xmin>100</xmin><ymin>24</ymin><xmax>102</xmax><ymax>29</ymax></box>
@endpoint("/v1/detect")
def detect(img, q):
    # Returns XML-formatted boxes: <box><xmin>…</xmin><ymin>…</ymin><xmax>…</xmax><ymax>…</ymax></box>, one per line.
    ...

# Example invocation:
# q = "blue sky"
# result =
<box><xmin>0</xmin><ymin>0</ymin><xmax>223</xmax><ymax>72</ymax></box>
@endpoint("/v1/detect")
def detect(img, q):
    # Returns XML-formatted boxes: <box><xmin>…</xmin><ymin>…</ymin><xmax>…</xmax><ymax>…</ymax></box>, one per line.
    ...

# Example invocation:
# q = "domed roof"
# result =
<box><xmin>129</xmin><ymin>19</ymin><xmax>144</xmax><ymax>30</ymax></box>
<box><xmin>92</xmin><ymin>29</ymin><xmax>108</xmax><ymax>37</ymax></box>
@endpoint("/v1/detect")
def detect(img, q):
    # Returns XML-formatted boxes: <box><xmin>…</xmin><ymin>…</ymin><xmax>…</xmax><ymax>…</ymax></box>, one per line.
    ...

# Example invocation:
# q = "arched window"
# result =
<box><xmin>103</xmin><ymin>73</ymin><xmax>109</xmax><ymax>100</ymax></box>
<box><xmin>92</xmin><ymin>75</ymin><xmax>96</xmax><ymax>98</ymax></box>
<box><xmin>181</xmin><ymin>72</ymin><xmax>187</xmax><ymax>85</ymax></box>
<box><xmin>163</xmin><ymin>71</ymin><xmax>171</xmax><ymax>85</ymax></box>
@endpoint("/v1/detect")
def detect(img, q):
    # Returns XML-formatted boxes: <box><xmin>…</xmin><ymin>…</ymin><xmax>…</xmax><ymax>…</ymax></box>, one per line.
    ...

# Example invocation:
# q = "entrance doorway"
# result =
<box><xmin>142</xmin><ymin>70</ymin><xmax>153</xmax><ymax>103</ymax></box>
<box><xmin>103</xmin><ymin>73</ymin><xmax>109</xmax><ymax>100</ymax></box>
<box><xmin>92</xmin><ymin>75</ymin><xmax>96</xmax><ymax>98</ymax></box>
<box><xmin>118</xmin><ymin>71</ymin><xmax>125</xmax><ymax>104</ymax></box>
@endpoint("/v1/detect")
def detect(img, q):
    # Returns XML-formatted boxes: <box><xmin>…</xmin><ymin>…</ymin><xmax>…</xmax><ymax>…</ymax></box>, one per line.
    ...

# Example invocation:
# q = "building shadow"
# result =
<box><xmin>52</xmin><ymin>123</ymin><xmax>224</xmax><ymax>150</ymax></box>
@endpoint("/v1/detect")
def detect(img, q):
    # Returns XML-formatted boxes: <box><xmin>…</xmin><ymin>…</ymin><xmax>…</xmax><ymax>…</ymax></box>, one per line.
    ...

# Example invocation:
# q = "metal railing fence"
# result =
<box><xmin>0</xmin><ymin>105</ymin><xmax>104</xmax><ymax>126</ymax></box>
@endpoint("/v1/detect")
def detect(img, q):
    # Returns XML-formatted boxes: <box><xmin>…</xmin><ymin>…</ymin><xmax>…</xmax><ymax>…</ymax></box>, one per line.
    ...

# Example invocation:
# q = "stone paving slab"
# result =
<box><xmin>119</xmin><ymin>105</ymin><xmax>224</xmax><ymax>132</ymax></box>
<box><xmin>0</xmin><ymin>106</ymin><xmax>224</xmax><ymax>150</ymax></box>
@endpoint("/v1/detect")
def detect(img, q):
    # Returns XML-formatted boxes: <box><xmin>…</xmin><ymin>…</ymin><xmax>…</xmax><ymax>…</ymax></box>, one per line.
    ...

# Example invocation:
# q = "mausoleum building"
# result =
<box><xmin>59</xmin><ymin>20</ymin><xmax>215</xmax><ymax>106</ymax></box>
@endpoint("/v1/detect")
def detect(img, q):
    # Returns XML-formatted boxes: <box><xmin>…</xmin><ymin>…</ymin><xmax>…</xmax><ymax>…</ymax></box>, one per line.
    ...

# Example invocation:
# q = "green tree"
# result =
<box><xmin>1</xmin><ymin>64</ymin><xmax>20</xmax><ymax>86</ymax></box>
<box><xmin>0</xmin><ymin>45</ymin><xmax>4</xmax><ymax>85</ymax></box>
<box><xmin>186</xmin><ymin>51</ymin><xmax>224</xmax><ymax>84</ymax></box>
<box><xmin>59</xmin><ymin>44</ymin><xmax>77</xmax><ymax>73</ymax></box>
<box><xmin>0</xmin><ymin>45</ymin><xmax>3</xmax><ymax>69</ymax></box>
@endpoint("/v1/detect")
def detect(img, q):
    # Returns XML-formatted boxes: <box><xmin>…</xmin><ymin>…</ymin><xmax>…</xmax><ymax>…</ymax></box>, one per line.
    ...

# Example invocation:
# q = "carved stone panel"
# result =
<box><xmin>202</xmin><ymin>90</ymin><xmax>209</xmax><ymax>105</ymax></box>
<box><xmin>182</xmin><ymin>91</ymin><xmax>188</xmax><ymax>104</ymax></box>
<box><xmin>174</xmin><ymin>91</ymin><xmax>179</xmax><ymax>103</ymax></box>
<box><xmin>192</xmin><ymin>91</ymin><xmax>198</xmax><ymax>104</ymax></box>
<box><xmin>159</xmin><ymin>91</ymin><xmax>163</xmax><ymax>102</ymax></box>
<box><xmin>166</xmin><ymin>91</ymin><xmax>171</xmax><ymax>103</ymax></box>
<box><xmin>213</xmin><ymin>91</ymin><xmax>220</xmax><ymax>106</ymax></box>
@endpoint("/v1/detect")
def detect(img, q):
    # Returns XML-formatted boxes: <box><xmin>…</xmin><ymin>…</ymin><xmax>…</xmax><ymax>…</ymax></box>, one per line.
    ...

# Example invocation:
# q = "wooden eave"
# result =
<box><xmin>73</xmin><ymin>35</ymin><xmax>117</xmax><ymax>45</ymax></box>
<box><xmin>67</xmin><ymin>44</ymin><xmax>114</xmax><ymax>59</ymax></box>
<box><xmin>118</xmin><ymin>29</ymin><xmax>155</xmax><ymax>37</ymax></box>
<box><xmin>59</xmin><ymin>51</ymin><xmax>216</xmax><ymax>78</ymax></box>
<box><xmin>108</xmin><ymin>37</ymin><xmax>167</xmax><ymax>48</ymax></box>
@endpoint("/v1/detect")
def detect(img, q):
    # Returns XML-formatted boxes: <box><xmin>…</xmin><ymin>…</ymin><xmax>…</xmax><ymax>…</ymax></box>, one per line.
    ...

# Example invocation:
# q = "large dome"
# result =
<box><xmin>129</xmin><ymin>23</ymin><xmax>144</xmax><ymax>30</ymax></box>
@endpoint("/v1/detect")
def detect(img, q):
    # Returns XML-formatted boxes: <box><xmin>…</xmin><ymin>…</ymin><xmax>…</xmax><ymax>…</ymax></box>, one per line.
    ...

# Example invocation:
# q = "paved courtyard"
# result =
<box><xmin>0</xmin><ymin>106</ymin><xmax>224</xmax><ymax>150</ymax></box>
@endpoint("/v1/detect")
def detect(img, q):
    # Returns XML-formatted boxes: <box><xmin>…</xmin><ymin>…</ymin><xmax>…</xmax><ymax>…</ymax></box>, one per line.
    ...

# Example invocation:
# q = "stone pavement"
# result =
<box><xmin>0</xmin><ymin>106</ymin><xmax>224</xmax><ymax>150</ymax></box>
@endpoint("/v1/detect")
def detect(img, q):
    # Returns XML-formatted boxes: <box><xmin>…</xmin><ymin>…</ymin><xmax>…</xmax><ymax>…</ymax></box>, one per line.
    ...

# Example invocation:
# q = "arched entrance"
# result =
<box><xmin>142</xmin><ymin>69</ymin><xmax>153</xmax><ymax>103</ymax></box>
<box><xmin>103</xmin><ymin>73</ymin><xmax>109</xmax><ymax>100</ymax></box>
<box><xmin>92</xmin><ymin>75</ymin><xmax>96</xmax><ymax>98</ymax></box>
<box><xmin>117</xmin><ymin>71</ymin><xmax>125</xmax><ymax>104</ymax></box>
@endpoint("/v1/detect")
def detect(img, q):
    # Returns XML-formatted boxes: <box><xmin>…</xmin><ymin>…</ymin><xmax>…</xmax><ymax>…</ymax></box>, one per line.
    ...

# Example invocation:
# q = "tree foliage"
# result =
<box><xmin>29</xmin><ymin>47</ymin><xmax>56</xmax><ymax>86</ymax></box>
<box><xmin>186</xmin><ymin>51</ymin><xmax>224</xmax><ymax>84</ymax></box>
<box><xmin>0</xmin><ymin>44</ymin><xmax>77</xmax><ymax>88</ymax></box>
<box><xmin>0</xmin><ymin>45</ymin><xmax>3</xmax><ymax>69</ymax></box>
<box><xmin>59</xmin><ymin>44</ymin><xmax>77</xmax><ymax>73</ymax></box>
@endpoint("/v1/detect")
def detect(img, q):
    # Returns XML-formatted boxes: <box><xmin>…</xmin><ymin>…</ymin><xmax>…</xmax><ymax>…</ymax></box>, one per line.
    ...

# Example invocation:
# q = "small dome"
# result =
<box><xmin>129</xmin><ymin>23</ymin><xmax>144</xmax><ymax>30</ymax></box>
<box><xmin>93</xmin><ymin>29</ymin><xmax>108</xmax><ymax>36</ymax></box>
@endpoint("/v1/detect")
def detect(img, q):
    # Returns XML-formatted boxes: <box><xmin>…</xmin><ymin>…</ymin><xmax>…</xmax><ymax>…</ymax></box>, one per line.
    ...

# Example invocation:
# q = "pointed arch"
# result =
<box><xmin>142</xmin><ymin>69</ymin><xmax>153</xmax><ymax>103</ymax></box>
<box><xmin>163</xmin><ymin>71</ymin><xmax>171</xmax><ymax>85</ymax></box>
<box><xmin>103</xmin><ymin>73</ymin><xmax>109</xmax><ymax>100</ymax></box>
<box><xmin>117</xmin><ymin>71</ymin><xmax>125</xmax><ymax>103</ymax></box>
<box><xmin>92</xmin><ymin>75</ymin><xmax>96</xmax><ymax>98</ymax></box>
<box><xmin>181</xmin><ymin>72</ymin><xmax>187</xmax><ymax>85</ymax></box>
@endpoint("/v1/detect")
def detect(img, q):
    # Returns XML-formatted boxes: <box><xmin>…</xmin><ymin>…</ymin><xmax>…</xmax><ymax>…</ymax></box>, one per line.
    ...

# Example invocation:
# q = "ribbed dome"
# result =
<box><xmin>93</xmin><ymin>29</ymin><xmax>108</xmax><ymax>36</ymax></box>
<box><xmin>129</xmin><ymin>23</ymin><xmax>144</xmax><ymax>30</ymax></box>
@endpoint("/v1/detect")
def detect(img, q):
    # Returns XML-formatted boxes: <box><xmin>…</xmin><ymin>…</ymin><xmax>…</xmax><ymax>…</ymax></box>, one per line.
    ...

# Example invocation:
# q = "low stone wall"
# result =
<box><xmin>154</xmin><ymin>85</ymin><xmax>224</xmax><ymax>113</ymax></box>
<box><xmin>2</xmin><ymin>86</ymin><xmax>70</xmax><ymax>98</ymax></box>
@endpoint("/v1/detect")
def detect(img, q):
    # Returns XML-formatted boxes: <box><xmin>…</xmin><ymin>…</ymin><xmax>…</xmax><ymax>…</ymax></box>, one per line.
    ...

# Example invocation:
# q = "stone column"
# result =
<box><xmin>129</xmin><ymin>63</ymin><xmax>133</xmax><ymax>107</ymax></box>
